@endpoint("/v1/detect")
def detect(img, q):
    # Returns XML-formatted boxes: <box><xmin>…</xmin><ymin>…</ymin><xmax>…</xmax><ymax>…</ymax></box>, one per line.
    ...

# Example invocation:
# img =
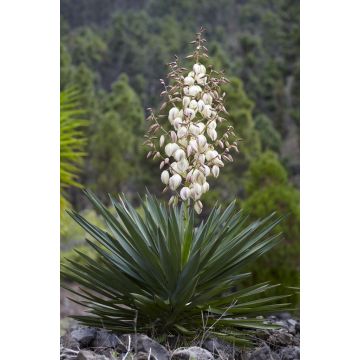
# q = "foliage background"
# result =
<box><xmin>60</xmin><ymin>0</ymin><xmax>299</xmax><ymax>308</ymax></box>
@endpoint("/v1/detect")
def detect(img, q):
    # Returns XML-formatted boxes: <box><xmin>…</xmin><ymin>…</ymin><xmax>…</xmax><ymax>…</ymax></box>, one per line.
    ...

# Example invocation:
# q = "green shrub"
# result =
<box><xmin>244</xmin><ymin>151</ymin><xmax>288</xmax><ymax>195</ymax></box>
<box><xmin>61</xmin><ymin>190</ymin><xmax>290</xmax><ymax>345</ymax></box>
<box><xmin>254</xmin><ymin>114</ymin><xmax>282</xmax><ymax>153</ymax></box>
<box><xmin>242</xmin><ymin>152</ymin><xmax>299</xmax><ymax>305</ymax></box>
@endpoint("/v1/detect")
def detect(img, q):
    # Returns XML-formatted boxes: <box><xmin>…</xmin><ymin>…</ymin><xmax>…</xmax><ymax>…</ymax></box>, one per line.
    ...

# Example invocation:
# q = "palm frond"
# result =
<box><xmin>60</xmin><ymin>88</ymin><xmax>88</xmax><ymax>212</ymax></box>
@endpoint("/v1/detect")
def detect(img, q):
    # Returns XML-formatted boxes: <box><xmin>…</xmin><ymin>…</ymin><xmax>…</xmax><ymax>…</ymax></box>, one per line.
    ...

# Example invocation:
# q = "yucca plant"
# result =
<box><xmin>61</xmin><ymin>190</ymin><xmax>290</xmax><ymax>345</ymax></box>
<box><xmin>60</xmin><ymin>88</ymin><xmax>87</xmax><ymax>214</ymax></box>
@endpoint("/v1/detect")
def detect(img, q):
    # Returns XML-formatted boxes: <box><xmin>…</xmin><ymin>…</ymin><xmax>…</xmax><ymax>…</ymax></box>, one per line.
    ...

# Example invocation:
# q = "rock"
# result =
<box><xmin>202</xmin><ymin>338</ymin><xmax>237</xmax><ymax>359</ymax></box>
<box><xmin>248</xmin><ymin>345</ymin><xmax>279</xmax><ymax>360</ymax></box>
<box><xmin>92</xmin><ymin>330</ymin><xmax>125</xmax><ymax>351</ymax></box>
<box><xmin>275</xmin><ymin>313</ymin><xmax>292</xmax><ymax>320</ymax></box>
<box><xmin>277</xmin><ymin>346</ymin><xmax>300</xmax><ymax>360</ymax></box>
<box><xmin>76</xmin><ymin>350</ymin><xmax>110</xmax><ymax>360</ymax></box>
<box><xmin>268</xmin><ymin>329</ymin><xmax>294</xmax><ymax>346</ymax></box>
<box><xmin>121</xmin><ymin>334</ymin><xmax>170</xmax><ymax>360</ymax></box>
<box><xmin>61</xmin><ymin>334</ymin><xmax>80</xmax><ymax>350</ymax></box>
<box><xmin>133</xmin><ymin>351</ymin><xmax>157</xmax><ymax>360</ymax></box>
<box><xmin>172</xmin><ymin>346</ymin><xmax>214</xmax><ymax>360</ymax></box>
<box><xmin>71</xmin><ymin>328</ymin><xmax>97</xmax><ymax>348</ymax></box>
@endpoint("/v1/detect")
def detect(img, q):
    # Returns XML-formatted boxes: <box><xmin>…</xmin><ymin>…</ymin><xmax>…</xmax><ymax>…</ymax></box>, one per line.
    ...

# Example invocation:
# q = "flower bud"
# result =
<box><xmin>189</xmin><ymin>85</ymin><xmax>200</xmax><ymax>97</ymax></box>
<box><xmin>180</xmin><ymin>187</ymin><xmax>191</xmax><ymax>201</ymax></box>
<box><xmin>193</xmin><ymin>182</ymin><xmax>203</xmax><ymax>195</ymax></box>
<box><xmin>170</xmin><ymin>131</ymin><xmax>178</xmax><ymax>142</ymax></box>
<box><xmin>203</xmin><ymin>104</ymin><xmax>212</xmax><ymax>118</ymax></box>
<box><xmin>205</xmin><ymin>150</ymin><xmax>218</xmax><ymax>162</ymax></box>
<box><xmin>207</xmin><ymin>120</ymin><xmax>217</xmax><ymax>130</ymax></box>
<box><xmin>194</xmin><ymin>200</ymin><xmax>203</xmax><ymax>214</ymax></box>
<box><xmin>183</xmin><ymin>86</ymin><xmax>190</xmax><ymax>96</ymax></box>
<box><xmin>197</xmin><ymin>153</ymin><xmax>205</xmax><ymax>164</ymax></box>
<box><xmin>188</xmin><ymin>71</ymin><xmax>195</xmax><ymax>77</ymax></box>
<box><xmin>187</xmin><ymin>144</ymin><xmax>193</xmax><ymax>157</ymax></box>
<box><xmin>177</xmin><ymin>158</ymin><xmax>189</xmax><ymax>172</ymax></box>
<box><xmin>202</xmin><ymin>165</ymin><xmax>210</xmax><ymax>176</ymax></box>
<box><xmin>202</xmin><ymin>93</ymin><xmax>213</xmax><ymax>105</ymax></box>
<box><xmin>189</xmin><ymin>99</ymin><xmax>198</xmax><ymax>110</ymax></box>
<box><xmin>173</xmin><ymin>117</ymin><xmax>182</xmax><ymax>130</ymax></box>
<box><xmin>200</xmin><ymin>64</ymin><xmax>206</xmax><ymax>74</ymax></box>
<box><xmin>193</xmin><ymin>63</ymin><xmax>202</xmax><ymax>74</ymax></box>
<box><xmin>202</xmin><ymin>182</ymin><xmax>210</xmax><ymax>193</ymax></box>
<box><xmin>159</xmin><ymin>135</ymin><xmax>165</xmax><ymax>147</ymax></box>
<box><xmin>196</xmin><ymin>134</ymin><xmax>207</xmax><ymax>148</ymax></box>
<box><xmin>212</xmin><ymin>165</ymin><xmax>220</xmax><ymax>178</ymax></box>
<box><xmin>184</xmin><ymin>76</ymin><xmax>195</xmax><ymax>86</ymax></box>
<box><xmin>197</xmin><ymin>99</ymin><xmax>205</xmax><ymax>112</ymax></box>
<box><xmin>184</xmin><ymin>108</ymin><xmax>195</xmax><ymax>120</ymax></box>
<box><xmin>207</xmin><ymin>128</ymin><xmax>217</xmax><ymax>141</ymax></box>
<box><xmin>177</xmin><ymin>126</ymin><xmax>188</xmax><ymax>139</ymax></box>
<box><xmin>165</xmin><ymin>143</ymin><xmax>179</xmax><ymax>157</ymax></box>
<box><xmin>191</xmin><ymin>169</ymin><xmax>201</xmax><ymax>183</ymax></box>
<box><xmin>169</xmin><ymin>174</ymin><xmax>182</xmax><ymax>190</ymax></box>
<box><xmin>183</xmin><ymin>96</ymin><xmax>191</xmax><ymax>108</ymax></box>
<box><xmin>190</xmin><ymin>187</ymin><xmax>201</xmax><ymax>201</ymax></box>
<box><xmin>161</xmin><ymin>170</ymin><xmax>170</xmax><ymax>185</ymax></box>
<box><xmin>174</xmin><ymin>148</ymin><xmax>186</xmax><ymax>161</ymax></box>
<box><xmin>189</xmin><ymin>139</ymin><xmax>198</xmax><ymax>152</ymax></box>
<box><xmin>168</xmin><ymin>107</ymin><xmax>179</xmax><ymax>123</ymax></box>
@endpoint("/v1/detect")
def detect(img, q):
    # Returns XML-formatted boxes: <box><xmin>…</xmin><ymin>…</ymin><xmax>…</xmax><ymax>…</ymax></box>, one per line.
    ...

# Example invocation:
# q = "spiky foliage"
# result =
<box><xmin>60</xmin><ymin>89</ymin><xmax>87</xmax><ymax>213</ymax></box>
<box><xmin>61</xmin><ymin>191</ymin><xmax>290</xmax><ymax>345</ymax></box>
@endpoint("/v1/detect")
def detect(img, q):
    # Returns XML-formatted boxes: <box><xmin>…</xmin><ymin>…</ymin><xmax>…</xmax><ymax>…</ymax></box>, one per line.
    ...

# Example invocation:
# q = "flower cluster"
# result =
<box><xmin>145</xmin><ymin>29</ymin><xmax>239</xmax><ymax>214</ymax></box>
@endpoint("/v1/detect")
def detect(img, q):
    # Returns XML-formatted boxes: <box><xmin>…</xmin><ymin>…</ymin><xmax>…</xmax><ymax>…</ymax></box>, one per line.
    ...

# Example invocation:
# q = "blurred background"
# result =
<box><xmin>60</xmin><ymin>0</ymin><xmax>299</xmax><ymax>325</ymax></box>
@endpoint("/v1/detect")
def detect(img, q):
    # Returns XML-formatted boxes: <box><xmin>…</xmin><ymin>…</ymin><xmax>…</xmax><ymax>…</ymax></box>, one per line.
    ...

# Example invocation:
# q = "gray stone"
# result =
<box><xmin>202</xmin><ymin>338</ymin><xmax>237</xmax><ymax>359</ymax></box>
<box><xmin>268</xmin><ymin>329</ymin><xmax>294</xmax><ymax>346</ymax></box>
<box><xmin>121</xmin><ymin>334</ymin><xmax>170</xmax><ymax>360</ymax></box>
<box><xmin>92</xmin><ymin>330</ymin><xmax>125</xmax><ymax>351</ymax></box>
<box><xmin>133</xmin><ymin>352</ymin><xmax>157</xmax><ymax>360</ymax></box>
<box><xmin>248</xmin><ymin>345</ymin><xmax>280</xmax><ymax>360</ymax></box>
<box><xmin>76</xmin><ymin>350</ymin><xmax>110</xmax><ymax>360</ymax></box>
<box><xmin>277</xmin><ymin>346</ymin><xmax>300</xmax><ymax>360</ymax></box>
<box><xmin>172</xmin><ymin>346</ymin><xmax>214</xmax><ymax>360</ymax></box>
<box><xmin>71</xmin><ymin>328</ymin><xmax>97</xmax><ymax>347</ymax></box>
<box><xmin>61</xmin><ymin>333</ymin><xmax>80</xmax><ymax>350</ymax></box>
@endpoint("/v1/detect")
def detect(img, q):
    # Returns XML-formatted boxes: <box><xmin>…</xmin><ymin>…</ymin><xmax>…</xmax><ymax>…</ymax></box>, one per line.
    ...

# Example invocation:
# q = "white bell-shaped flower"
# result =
<box><xmin>189</xmin><ymin>99</ymin><xmax>198</xmax><ymax>110</ymax></box>
<box><xmin>161</xmin><ymin>170</ymin><xmax>170</xmax><ymax>185</ymax></box>
<box><xmin>196</xmin><ymin>134</ymin><xmax>207</xmax><ymax>148</ymax></box>
<box><xmin>183</xmin><ymin>96</ymin><xmax>191</xmax><ymax>108</ymax></box>
<box><xmin>197</xmin><ymin>99</ymin><xmax>205</xmax><ymax>113</ymax></box>
<box><xmin>207</xmin><ymin>120</ymin><xmax>217</xmax><ymax>130</ymax></box>
<box><xmin>193</xmin><ymin>63</ymin><xmax>202</xmax><ymax>74</ymax></box>
<box><xmin>207</xmin><ymin>128</ymin><xmax>217</xmax><ymax>141</ymax></box>
<box><xmin>159</xmin><ymin>135</ymin><xmax>165</xmax><ymax>147</ymax></box>
<box><xmin>202</xmin><ymin>93</ymin><xmax>213</xmax><ymax>105</ymax></box>
<box><xmin>177</xmin><ymin>126</ymin><xmax>188</xmax><ymax>139</ymax></box>
<box><xmin>205</xmin><ymin>150</ymin><xmax>219</xmax><ymax>162</ymax></box>
<box><xmin>184</xmin><ymin>76</ymin><xmax>195</xmax><ymax>86</ymax></box>
<box><xmin>165</xmin><ymin>143</ymin><xmax>179</xmax><ymax>157</ymax></box>
<box><xmin>177</xmin><ymin>158</ymin><xmax>189</xmax><ymax>172</ymax></box>
<box><xmin>194</xmin><ymin>200</ymin><xmax>203</xmax><ymax>214</ymax></box>
<box><xmin>168</xmin><ymin>107</ymin><xmax>179</xmax><ymax>123</ymax></box>
<box><xmin>212</xmin><ymin>165</ymin><xmax>220</xmax><ymax>178</ymax></box>
<box><xmin>202</xmin><ymin>182</ymin><xmax>210</xmax><ymax>193</ymax></box>
<box><xmin>189</xmin><ymin>85</ymin><xmax>200</xmax><ymax>97</ymax></box>
<box><xmin>202</xmin><ymin>164</ymin><xmax>211</xmax><ymax>177</ymax></box>
<box><xmin>173</xmin><ymin>117</ymin><xmax>182</xmax><ymax>130</ymax></box>
<box><xmin>180</xmin><ymin>187</ymin><xmax>191</xmax><ymax>201</ymax></box>
<box><xmin>169</xmin><ymin>174</ymin><xmax>182</xmax><ymax>190</ymax></box>
<box><xmin>174</xmin><ymin>148</ymin><xmax>186</xmax><ymax>161</ymax></box>
<box><xmin>184</xmin><ymin>108</ymin><xmax>195</xmax><ymax>120</ymax></box>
